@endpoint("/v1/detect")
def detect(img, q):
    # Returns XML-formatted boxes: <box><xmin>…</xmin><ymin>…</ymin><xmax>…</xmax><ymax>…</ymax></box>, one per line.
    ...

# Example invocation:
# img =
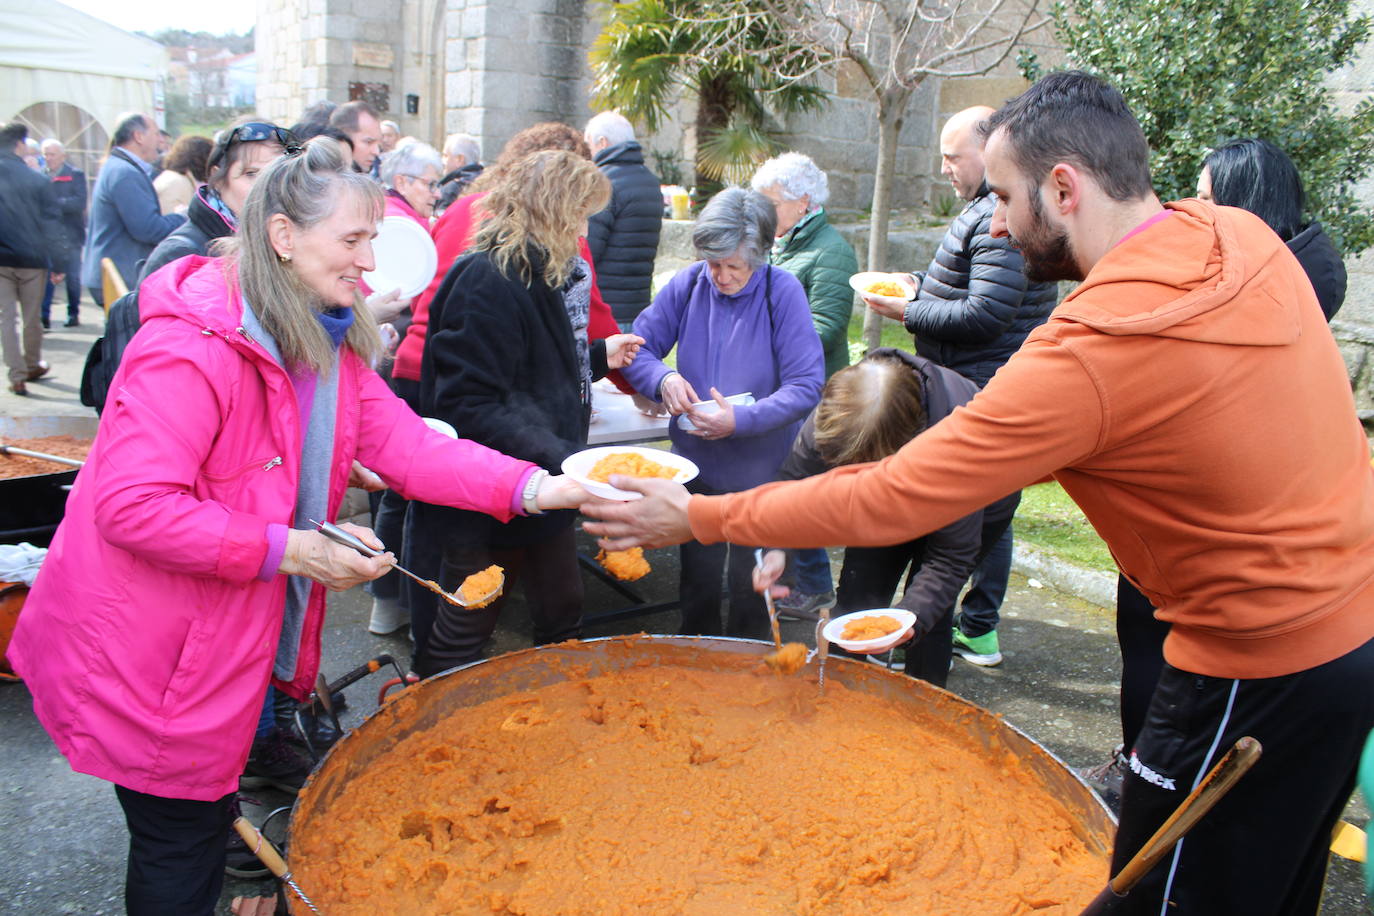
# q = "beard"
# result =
<box><xmin>1011</xmin><ymin>192</ymin><xmax>1082</xmax><ymax>283</ymax></box>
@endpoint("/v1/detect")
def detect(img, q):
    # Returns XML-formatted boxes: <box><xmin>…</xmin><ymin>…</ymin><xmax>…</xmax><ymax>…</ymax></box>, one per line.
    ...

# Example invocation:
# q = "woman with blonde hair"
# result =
<box><xmin>412</xmin><ymin>149</ymin><xmax>643</xmax><ymax>677</ymax></box>
<box><xmin>754</xmin><ymin>348</ymin><xmax>1017</xmax><ymax>685</ymax></box>
<box><xmin>8</xmin><ymin>138</ymin><xmax>589</xmax><ymax>914</ymax></box>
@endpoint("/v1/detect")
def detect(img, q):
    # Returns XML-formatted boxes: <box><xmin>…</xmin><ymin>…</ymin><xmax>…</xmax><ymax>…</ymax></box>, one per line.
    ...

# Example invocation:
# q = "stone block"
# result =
<box><xmin>835</xmin><ymin>60</ymin><xmax>871</xmax><ymax>100</ymax></box>
<box><xmin>938</xmin><ymin>74</ymin><xmax>1030</xmax><ymax>116</ymax></box>
<box><xmin>445</xmin><ymin>37</ymin><xmax>466</xmax><ymax>71</ymax></box>
<box><xmin>485</xmin><ymin>4</ymin><xmax>533</xmax><ymax>40</ymax></box>
<box><xmin>446</xmin><ymin>70</ymin><xmax>473</xmax><ymax>108</ymax></box>
<box><xmin>457</xmin><ymin>6</ymin><xmax>486</xmax><ymax>40</ymax></box>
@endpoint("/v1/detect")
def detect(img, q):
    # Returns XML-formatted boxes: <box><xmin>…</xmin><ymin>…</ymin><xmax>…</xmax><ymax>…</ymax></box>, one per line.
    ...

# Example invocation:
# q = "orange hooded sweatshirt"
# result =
<box><xmin>690</xmin><ymin>200</ymin><xmax>1374</xmax><ymax>680</ymax></box>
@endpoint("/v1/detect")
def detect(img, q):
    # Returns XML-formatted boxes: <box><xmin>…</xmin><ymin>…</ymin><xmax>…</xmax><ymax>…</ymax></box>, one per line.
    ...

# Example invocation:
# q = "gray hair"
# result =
<box><xmin>443</xmin><ymin>132</ymin><xmax>481</xmax><ymax>165</ymax></box>
<box><xmin>585</xmin><ymin>111</ymin><xmax>635</xmax><ymax>148</ymax></box>
<box><xmin>380</xmin><ymin>141</ymin><xmax>442</xmax><ymax>189</ymax></box>
<box><xmin>750</xmin><ymin>152</ymin><xmax>829</xmax><ymax>209</ymax></box>
<box><xmin>380</xmin><ymin>120</ymin><xmax>399</xmax><ymax>134</ymax></box>
<box><xmin>40</xmin><ymin>138</ymin><xmax>63</xmax><ymax>154</ymax></box>
<box><xmin>232</xmin><ymin>137</ymin><xmax>383</xmax><ymax>371</ymax></box>
<box><xmin>692</xmin><ymin>187</ymin><xmax>777</xmax><ymax>268</ymax></box>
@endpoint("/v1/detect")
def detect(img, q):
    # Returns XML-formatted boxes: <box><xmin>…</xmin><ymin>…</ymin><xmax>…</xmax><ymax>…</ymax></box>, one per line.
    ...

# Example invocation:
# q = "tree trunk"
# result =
<box><xmin>694</xmin><ymin>73</ymin><xmax>735</xmax><ymax>189</ymax></box>
<box><xmin>862</xmin><ymin>86</ymin><xmax>913</xmax><ymax>352</ymax></box>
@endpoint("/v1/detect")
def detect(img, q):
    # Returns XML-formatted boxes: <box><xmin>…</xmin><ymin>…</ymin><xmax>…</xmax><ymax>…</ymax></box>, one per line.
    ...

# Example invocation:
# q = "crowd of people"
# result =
<box><xmin>1</xmin><ymin>71</ymin><xmax>1370</xmax><ymax>916</ymax></box>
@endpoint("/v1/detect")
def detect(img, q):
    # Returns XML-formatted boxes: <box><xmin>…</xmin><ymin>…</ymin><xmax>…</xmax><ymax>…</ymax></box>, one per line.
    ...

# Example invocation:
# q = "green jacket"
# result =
<box><xmin>769</xmin><ymin>209</ymin><xmax>858</xmax><ymax>378</ymax></box>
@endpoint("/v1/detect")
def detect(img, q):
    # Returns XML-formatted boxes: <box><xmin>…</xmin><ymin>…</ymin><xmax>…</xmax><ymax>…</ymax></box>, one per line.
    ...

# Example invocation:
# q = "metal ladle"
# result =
<box><xmin>309</xmin><ymin>519</ymin><xmax>502</xmax><ymax>608</ymax></box>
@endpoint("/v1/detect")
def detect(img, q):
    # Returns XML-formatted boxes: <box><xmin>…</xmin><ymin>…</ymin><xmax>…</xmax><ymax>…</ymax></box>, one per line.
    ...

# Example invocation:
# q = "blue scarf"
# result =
<box><xmin>317</xmin><ymin>307</ymin><xmax>355</xmax><ymax>348</ymax></box>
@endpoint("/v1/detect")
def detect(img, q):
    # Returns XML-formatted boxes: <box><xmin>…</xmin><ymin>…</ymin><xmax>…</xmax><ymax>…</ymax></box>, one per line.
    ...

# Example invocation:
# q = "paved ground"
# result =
<box><xmin>1</xmin><ymin>308</ymin><xmax>1368</xmax><ymax>913</ymax></box>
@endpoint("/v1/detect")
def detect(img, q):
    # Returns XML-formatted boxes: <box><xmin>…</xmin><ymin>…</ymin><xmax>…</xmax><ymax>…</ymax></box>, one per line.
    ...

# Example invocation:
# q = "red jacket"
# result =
<box><xmin>393</xmin><ymin>191</ymin><xmax>631</xmax><ymax>391</ymax></box>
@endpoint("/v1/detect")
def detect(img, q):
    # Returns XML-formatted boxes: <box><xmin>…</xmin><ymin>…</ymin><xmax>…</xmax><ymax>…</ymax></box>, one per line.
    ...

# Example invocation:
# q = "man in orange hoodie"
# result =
<box><xmin>584</xmin><ymin>71</ymin><xmax>1374</xmax><ymax>914</ymax></box>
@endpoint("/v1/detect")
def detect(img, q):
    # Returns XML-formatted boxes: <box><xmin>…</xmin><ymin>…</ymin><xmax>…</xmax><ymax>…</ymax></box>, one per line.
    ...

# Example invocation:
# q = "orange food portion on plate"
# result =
<box><xmin>841</xmin><ymin>614</ymin><xmax>902</xmax><ymax>641</ymax></box>
<box><xmin>597</xmin><ymin>547</ymin><xmax>650</xmax><ymax>582</ymax></box>
<box><xmin>865</xmin><ymin>279</ymin><xmax>907</xmax><ymax>298</ymax></box>
<box><xmin>460</xmin><ymin>565</ymin><xmax>503</xmax><ymax>608</ymax></box>
<box><xmin>587</xmin><ymin>451</ymin><xmax>678</xmax><ymax>483</ymax></box>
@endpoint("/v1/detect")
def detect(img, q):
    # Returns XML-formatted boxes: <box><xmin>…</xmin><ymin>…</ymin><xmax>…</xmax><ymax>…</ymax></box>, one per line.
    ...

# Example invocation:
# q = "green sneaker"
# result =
<box><xmin>952</xmin><ymin>628</ymin><xmax>1002</xmax><ymax>666</ymax></box>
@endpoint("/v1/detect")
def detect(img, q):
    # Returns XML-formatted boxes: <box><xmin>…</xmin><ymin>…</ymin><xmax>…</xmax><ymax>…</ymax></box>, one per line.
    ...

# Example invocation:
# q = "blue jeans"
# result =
<box><xmin>958</xmin><ymin>520</ymin><xmax>1012</xmax><ymax>638</ymax></box>
<box><xmin>792</xmin><ymin>547</ymin><xmax>834</xmax><ymax>594</ymax></box>
<box><xmin>41</xmin><ymin>252</ymin><xmax>82</xmax><ymax>323</ymax></box>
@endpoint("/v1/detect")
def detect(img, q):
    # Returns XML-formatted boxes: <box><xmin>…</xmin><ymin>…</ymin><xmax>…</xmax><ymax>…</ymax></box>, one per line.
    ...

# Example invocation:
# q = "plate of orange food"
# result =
<box><xmin>822</xmin><ymin>608</ymin><xmax>917</xmax><ymax>654</ymax></box>
<box><xmin>562</xmin><ymin>446</ymin><xmax>699</xmax><ymax>500</ymax></box>
<box><xmin>848</xmin><ymin>271</ymin><xmax>917</xmax><ymax>301</ymax></box>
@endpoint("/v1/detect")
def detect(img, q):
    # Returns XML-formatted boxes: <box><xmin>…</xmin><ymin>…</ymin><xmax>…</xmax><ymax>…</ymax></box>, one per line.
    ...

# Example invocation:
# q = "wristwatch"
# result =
<box><xmin>522</xmin><ymin>469</ymin><xmax>548</xmax><ymax>515</ymax></box>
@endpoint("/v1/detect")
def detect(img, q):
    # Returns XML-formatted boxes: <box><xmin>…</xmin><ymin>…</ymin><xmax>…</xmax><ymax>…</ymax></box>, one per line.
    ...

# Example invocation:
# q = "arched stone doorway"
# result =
<box><xmin>14</xmin><ymin>101</ymin><xmax>108</xmax><ymax>182</ymax></box>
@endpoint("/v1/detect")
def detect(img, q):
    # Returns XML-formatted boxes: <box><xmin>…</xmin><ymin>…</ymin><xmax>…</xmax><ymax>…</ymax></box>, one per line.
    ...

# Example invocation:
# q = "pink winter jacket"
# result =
<box><xmin>9</xmin><ymin>256</ymin><xmax>535</xmax><ymax>802</ymax></box>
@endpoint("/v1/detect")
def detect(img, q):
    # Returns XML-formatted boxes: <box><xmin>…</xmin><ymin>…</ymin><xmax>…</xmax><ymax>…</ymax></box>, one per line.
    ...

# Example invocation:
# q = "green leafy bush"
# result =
<box><xmin>1023</xmin><ymin>0</ymin><xmax>1374</xmax><ymax>252</ymax></box>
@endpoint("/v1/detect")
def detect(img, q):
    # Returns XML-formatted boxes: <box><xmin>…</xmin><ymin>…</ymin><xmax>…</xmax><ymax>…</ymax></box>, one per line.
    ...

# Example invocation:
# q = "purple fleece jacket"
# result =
<box><xmin>624</xmin><ymin>262</ymin><xmax>824</xmax><ymax>492</ymax></box>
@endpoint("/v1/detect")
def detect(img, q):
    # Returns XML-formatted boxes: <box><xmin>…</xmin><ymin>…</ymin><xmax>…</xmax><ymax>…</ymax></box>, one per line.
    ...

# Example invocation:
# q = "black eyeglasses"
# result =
<box><xmin>209</xmin><ymin>123</ymin><xmax>302</xmax><ymax>170</ymax></box>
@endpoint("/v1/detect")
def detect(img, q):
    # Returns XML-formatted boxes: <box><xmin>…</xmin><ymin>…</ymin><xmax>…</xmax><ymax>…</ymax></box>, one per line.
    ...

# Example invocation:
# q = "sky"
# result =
<box><xmin>56</xmin><ymin>0</ymin><xmax>255</xmax><ymax>36</ymax></box>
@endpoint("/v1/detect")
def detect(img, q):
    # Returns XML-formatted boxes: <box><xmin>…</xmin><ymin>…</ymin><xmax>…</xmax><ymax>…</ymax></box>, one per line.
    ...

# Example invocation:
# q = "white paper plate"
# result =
<box><xmin>422</xmin><ymin>417</ymin><xmax>458</xmax><ymax>439</ymax></box>
<box><xmin>822</xmin><ymin>609</ymin><xmax>917</xmax><ymax>654</ymax></box>
<box><xmin>562</xmin><ymin>445</ymin><xmax>698</xmax><ymax>500</ymax></box>
<box><xmin>677</xmin><ymin>392</ymin><xmax>755</xmax><ymax>430</ymax></box>
<box><xmin>848</xmin><ymin>271</ymin><xmax>916</xmax><ymax>301</ymax></box>
<box><xmin>363</xmin><ymin>215</ymin><xmax>438</xmax><ymax>299</ymax></box>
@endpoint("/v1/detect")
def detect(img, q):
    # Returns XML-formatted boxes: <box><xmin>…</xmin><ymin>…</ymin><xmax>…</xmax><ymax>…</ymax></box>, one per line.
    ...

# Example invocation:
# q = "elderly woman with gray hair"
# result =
<box><xmin>622</xmin><ymin>187</ymin><xmax>824</xmax><ymax>638</ymax></box>
<box><xmin>751</xmin><ymin>152</ymin><xmax>860</xmax><ymax>617</ymax></box>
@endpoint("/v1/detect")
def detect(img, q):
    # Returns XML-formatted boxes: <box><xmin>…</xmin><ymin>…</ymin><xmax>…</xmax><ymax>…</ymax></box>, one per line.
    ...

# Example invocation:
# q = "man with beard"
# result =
<box><xmin>863</xmin><ymin>105</ymin><xmax>1058</xmax><ymax>669</ymax></box>
<box><xmin>582</xmin><ymin>71</ymin><xmax>1374</xmax><ymax>915</ymax></box>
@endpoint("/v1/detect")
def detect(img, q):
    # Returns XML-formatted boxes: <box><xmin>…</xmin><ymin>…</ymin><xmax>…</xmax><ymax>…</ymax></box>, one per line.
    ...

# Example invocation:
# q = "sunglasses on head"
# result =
<box><xmin>209</xmin><ymin>123</ymin><xmax>302</xmax><ymax>170</ymax></box>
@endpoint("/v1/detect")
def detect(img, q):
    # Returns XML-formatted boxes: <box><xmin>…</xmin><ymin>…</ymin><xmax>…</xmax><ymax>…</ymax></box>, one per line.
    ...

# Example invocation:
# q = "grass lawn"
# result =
<box><xmin>843</xmin><ymin>309</ymin><xmax>1115</xmax><ymax>576</ymax></box>
<box><xmin>1014</xmin><ymin>483</ymin><xmax>1115</xmax><ymax>574</ymax></box>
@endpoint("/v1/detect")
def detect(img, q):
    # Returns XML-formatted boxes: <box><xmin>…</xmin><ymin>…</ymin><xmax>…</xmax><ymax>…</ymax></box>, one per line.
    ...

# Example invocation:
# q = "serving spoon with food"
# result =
<box><xmin>310</xmin><ymin>519</ymin><xmax>503</xmax><ymax>609</ymax></box>
<box><xmin>755</xmin><ymin>549</ymin><xmax>809</xmax><ymax>675</ymax></box>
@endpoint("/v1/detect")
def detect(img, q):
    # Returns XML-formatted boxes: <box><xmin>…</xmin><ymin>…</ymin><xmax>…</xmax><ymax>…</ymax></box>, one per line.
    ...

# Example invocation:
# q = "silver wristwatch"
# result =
<box><xmin>522</xmin><ymin>469</ymin><xmax>548</xmax><ymax>515</ymax></box>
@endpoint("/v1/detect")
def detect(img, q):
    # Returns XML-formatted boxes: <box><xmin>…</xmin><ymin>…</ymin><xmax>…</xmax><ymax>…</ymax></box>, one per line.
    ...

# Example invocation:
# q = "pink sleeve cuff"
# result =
<box><xmin>511</xmin><ymin>467</ymin><xmax>538</xmax><ymax>516</ymax></box>
<box><xmin>258</xmin><ymin>523</ymin><xmax>289</xmax><ymax>581</ymax></box>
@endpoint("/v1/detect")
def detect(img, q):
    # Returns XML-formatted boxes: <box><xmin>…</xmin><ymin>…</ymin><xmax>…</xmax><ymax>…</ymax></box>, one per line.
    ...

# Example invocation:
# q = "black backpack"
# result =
<box><xmin>80</xmin><ymin>289</ymin><xmax>141</xmax><ymax>414</ymax></box>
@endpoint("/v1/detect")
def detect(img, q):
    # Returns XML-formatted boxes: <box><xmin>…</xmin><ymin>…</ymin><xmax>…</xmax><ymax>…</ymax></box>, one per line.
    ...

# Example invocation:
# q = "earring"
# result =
<box><xmin>278</xmin><ymin>253</ymin><xmax>291</xmax><ymax>263</ymax></box>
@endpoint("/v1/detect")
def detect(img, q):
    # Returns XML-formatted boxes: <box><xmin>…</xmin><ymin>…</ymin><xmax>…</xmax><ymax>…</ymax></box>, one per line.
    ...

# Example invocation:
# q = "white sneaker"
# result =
<box><xmin>368</xmin><ymin>597</ymin><xmax>408</xmax><ymax>635</ymax></box>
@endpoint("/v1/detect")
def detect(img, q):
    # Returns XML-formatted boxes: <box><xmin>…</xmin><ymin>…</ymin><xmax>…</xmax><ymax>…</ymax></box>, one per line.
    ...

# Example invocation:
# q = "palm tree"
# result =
<box><xmin>589</xmin><ymin>0</ymin><xmax>829</xmax><ymax>189</ymax></box>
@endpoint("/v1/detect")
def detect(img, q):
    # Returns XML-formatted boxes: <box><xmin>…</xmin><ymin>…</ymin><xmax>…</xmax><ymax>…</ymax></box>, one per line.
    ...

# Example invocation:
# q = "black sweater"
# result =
<box><xmin>417</xmin><ymin>247</ymin><xmax>606</xmax><ymax>546</ymax></box>
<box><xmin>777</xmin><ymin>349</ymin><xmax>1017</xmax><ymax>637</ymax></box>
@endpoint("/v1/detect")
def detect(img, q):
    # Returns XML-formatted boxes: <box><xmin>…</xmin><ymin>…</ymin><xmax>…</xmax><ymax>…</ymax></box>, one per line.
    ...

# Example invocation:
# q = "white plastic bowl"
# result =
<box><xmin>677</xmin><ymin>392</ymin><xmax>755</xmax><ymax>430</ymax></box>
<box><xmin>562</xmin><ymin>446</ymin><xmax>699</xmax><ymax>500</ymax></box>
<box><xmin>822</xmin><ymin>609</ymin><xmax>917</xmax><ymax>654</ymax></box>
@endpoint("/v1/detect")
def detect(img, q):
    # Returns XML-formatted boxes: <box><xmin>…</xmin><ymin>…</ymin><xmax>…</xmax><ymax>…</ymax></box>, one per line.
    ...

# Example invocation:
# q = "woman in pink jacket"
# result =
<box><xmin>7</xmin><ymin>140</ymin><xmax>586</xmax><ymax>915</ymax></box>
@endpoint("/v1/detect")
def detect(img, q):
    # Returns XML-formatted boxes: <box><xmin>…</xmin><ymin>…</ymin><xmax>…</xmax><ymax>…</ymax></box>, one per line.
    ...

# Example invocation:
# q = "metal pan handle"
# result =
<box><xmin>309</xmin><ymin>518</ymin><xmax>383</xmax><ymax>559</ymax></box>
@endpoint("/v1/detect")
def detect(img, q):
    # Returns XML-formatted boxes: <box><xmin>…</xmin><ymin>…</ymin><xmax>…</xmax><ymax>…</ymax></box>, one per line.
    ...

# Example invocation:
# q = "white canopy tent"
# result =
<box><xmin>0</xmin><ymin>0</ymin><xmax>166</xmax><ymax>175</ymax></box>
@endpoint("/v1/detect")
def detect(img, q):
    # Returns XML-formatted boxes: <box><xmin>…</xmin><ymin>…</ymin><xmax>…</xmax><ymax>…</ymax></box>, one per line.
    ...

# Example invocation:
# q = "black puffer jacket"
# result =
<box><xmin>586</xmin><ymin>141</ymin><xmax>662</xmax><ymax>326</ymax></box>
<box><xmin>903</xmin><ymin>184</ymin><xmax>1057</xmax><ymax>387</ymax></box>
<box><xmin>139</xmin><ymin>188</ymin><xmax>233</xmax><ymax>283</ymax></box>
<box><xmin>0</xmin><ymin>151</ymin><xmax>69</xmax><ymax>270</ymax></box>
<box><xmin>1286</xmin><ymin>221</ymin><xmax>1346</xmax><ymax>322</ymax></box>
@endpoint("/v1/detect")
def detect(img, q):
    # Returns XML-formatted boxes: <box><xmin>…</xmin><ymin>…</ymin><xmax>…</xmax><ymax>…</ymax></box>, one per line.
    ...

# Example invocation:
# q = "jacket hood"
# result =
<box><xmin>140</xmin><ymin>254</ymin><xmax>245</xmax><ymax>332</ymax></box>
<box><xmin>1056</xmin><ymin>199</ymin><xmax>1302</xmax><ymax>346</ymax></box>
<box><xmin>594</xmin><ymin>141</ymin><xmax>645</xmax><ymax>167</ymax></box>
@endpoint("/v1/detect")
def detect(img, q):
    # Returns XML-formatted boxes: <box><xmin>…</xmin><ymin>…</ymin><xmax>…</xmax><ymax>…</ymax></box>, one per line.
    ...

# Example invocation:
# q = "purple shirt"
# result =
<box><xmin>624</xmin><ymin>262</ymin><xmax>824</xmax><ymax>492</ymax></box>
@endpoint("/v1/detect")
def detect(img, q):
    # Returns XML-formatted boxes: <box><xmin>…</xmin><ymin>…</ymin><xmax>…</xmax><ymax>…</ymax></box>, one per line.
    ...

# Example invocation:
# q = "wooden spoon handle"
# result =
<box><xmin>233</xmin><ymin>816</ymin><xmax>289</xmax><ymax>878</ymax></box>
<box><xmin>1109</xmin><ymin>736</ymin><xmax>1262</xmax><ymax>894</ymax></box>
